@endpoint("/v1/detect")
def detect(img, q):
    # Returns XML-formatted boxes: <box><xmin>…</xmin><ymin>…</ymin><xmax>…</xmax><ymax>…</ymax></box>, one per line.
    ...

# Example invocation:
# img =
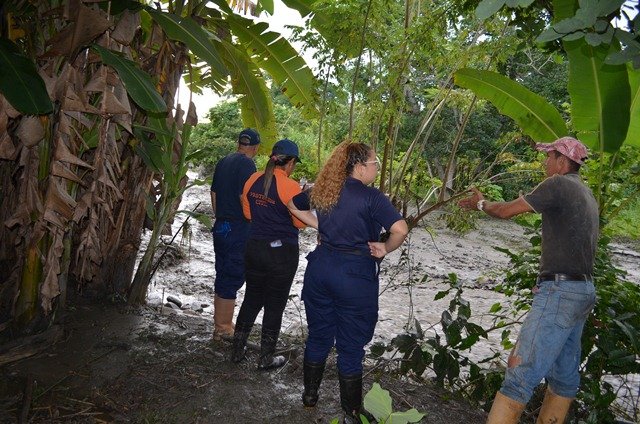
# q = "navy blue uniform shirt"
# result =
<box><xmin>242</xmin><ymin>169</ymin><xmax>304</xmax><ymax>246</ymax></box>
<box><xmin>294</xmin><ymin>177</ymin><xmax>402</xmax><ymax>253</ymax></box>
<box><xmin>211</xmin><ymin>152</ymin><xmax>256</xmax><ymax>220</ymax></box>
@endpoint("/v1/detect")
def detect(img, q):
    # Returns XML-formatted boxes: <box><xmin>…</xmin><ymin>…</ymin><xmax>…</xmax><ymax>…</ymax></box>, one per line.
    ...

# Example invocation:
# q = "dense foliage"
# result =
<box><xmin>189</xmin><ymin>89</ymin><xmax>335</xmax><ymax>181</ymax></box>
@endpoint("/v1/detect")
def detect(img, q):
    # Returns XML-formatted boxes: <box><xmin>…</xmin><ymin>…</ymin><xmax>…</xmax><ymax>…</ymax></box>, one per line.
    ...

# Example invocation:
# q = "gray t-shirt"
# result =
<box><xmin>523</xmin><ymin>173</ymin><xmax>599</xmax><ymax>276</ymax></box>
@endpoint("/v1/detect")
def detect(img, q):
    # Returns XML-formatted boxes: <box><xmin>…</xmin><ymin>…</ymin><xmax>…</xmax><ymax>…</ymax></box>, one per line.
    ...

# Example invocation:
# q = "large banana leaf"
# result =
<box><xmin>624</xmin><ymin>65</ymin><xmax>640</xmax><ymax>148</ymax></box>
<box><xmin>145</xmin><ymin>8</ymin><xmax>228</xmax><ymax>82</ymax></box>
<box><xmin>228</xmin><ymin>15</ymin><xmax>319</xmax><ymax>119</ymax></box>
<box><xmin>217</xmin><ymin>40</ymin><xmax>277</xmax><ymax>150</ymax></box>
<box><xmin>454</xmin><ymin>68</ymin><xmax>567</xmax><ymax>142</ymax></box>
<box><xmin>0</xmin><ymin>39</ymin><xmax>53</xmax><ymax>114</ymax></box>
<box><xmin>279</xmin><ymin>0</ymin><xmax>331</xmax><ymax>39</ymax></box>
<box><xmin>256</xmin><ymin>0</ymin><xmax>274</xmax><ymax>15</ymax></box>
<box><xmin>94</xmin><ymin>45</ymin><xmax>167</xmax><ymax>113</ymax></box>
<box><xmin>565</xmin><ymin>39</ymin><xmax>630</xmax><ymax>153</ymax></box>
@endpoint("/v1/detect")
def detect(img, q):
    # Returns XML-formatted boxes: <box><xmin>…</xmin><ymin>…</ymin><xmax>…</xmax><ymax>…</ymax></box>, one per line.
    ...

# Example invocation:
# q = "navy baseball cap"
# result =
<box><xmin>238</xmin><ymin>128</ymin><xmax>261</xmax><ymax>146</ymax></box>
<box><xmin>272</xmin><ymin>138</ymin><xmax>301</xmax><ymax>163</ymax></box>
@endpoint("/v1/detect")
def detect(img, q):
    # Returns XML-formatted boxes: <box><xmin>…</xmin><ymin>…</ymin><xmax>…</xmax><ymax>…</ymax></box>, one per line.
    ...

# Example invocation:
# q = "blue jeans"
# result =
<box><xmin>302</xmin><ymin>245</ymin><xmax>379</xmax><ymax>375</ymax></box>
<box><xmin>501</xmin><ymin>279</ymin><xmax>596</xmax><ymax>404</ymax></box>
<box><xmin>212</xmin><ymin>219</ymin><xmax>250</xmax><ymax>299</ymax></box>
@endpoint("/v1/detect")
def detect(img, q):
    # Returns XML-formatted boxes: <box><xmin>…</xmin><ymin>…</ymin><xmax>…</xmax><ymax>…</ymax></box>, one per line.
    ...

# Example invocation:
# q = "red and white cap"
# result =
<box><xmin>535</xmin><ymin>136</ymin><xmax>589</xmax><ymax>165</ymax></box>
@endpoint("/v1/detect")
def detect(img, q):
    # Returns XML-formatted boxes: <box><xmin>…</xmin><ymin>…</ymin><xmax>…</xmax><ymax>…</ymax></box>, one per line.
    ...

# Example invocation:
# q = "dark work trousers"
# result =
<box><xmin>212</xmin><ymin>219</ymin><xmax>251</xmax><ymax>299</ymax></box>
<box><xmin>236</xmin><ymin>239</ymin><xmax>299</xmax><ymax>333</ymax></box>
<box><xmin>302</xmin><ymin>245</ymin><xmax>379</xmax><ymax>375</ymax></box>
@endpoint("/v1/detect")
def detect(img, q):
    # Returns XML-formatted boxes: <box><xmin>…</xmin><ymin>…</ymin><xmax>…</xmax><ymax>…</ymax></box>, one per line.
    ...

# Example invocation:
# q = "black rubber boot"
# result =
<box><xmin>230</xmin><ymin>322</ymin><xmax>253</xmax><ymax>363</ymax></box>
<box><xmin>257</xmin><ymin>328</ymin><xmax>286</xmax><ymax>370</ymax></box>
<box><xmin>339</xmin><ymin>373</ymin><xmax>373</xmax><ymax>424</ymax></box>
<box><xmin>302</xmin><ymin>360</ymin><xmax>326</xmax><ymax>407</ymax></box>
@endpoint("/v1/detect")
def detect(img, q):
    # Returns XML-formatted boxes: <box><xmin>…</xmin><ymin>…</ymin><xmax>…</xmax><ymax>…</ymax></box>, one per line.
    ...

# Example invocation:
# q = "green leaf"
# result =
<box><xmin>553</xmin><ymin>0</ymin><xmax>580</xmax><ymax>22</ymax></box>
<box><xmin>475</xmin><ymin>0</ymin><xmax>506</xmax><ymax>20</ymax></box>
<box><xmin>177</xmin><ymin>210</ymin><xmax>212</xmax><ymax>228</ymax></box>
<box><xmin>505</xmin><ymin>0</ymin><xmax>535</xmax><ymax>7</ymax></box>
<box><xmin>279</xmin><ymin>0</ymin><xmax>332</xmax><ymax>39</ymax></box>
<box><xmin>216</xmin><ymin>40</ymin><xmax>278</xmax><ymax>149</ymax></box>
<box><xmin>93</xmin><ymin>45</ymin><xmax>167</xmax><ymax>113</ymax></box>
<box><xmin>391</xmin><ymin>334</ymin><xmax>417</xmax><ymax>353</ymax></box>
<box><xmin>536</xmin><ymin>26</ymin><xmax>565</xmax><ymax>43</ymax></box>
<box><xmin>584</xmin><ymin>32</ymin><xmax>603</xmax><ymax>46</ymax></box>
<box><xmin>489</xmin><ymin>302</ymin><xmax>502</xmax><ymax>313</ymax></box>
<box><xmin>434</xmin><ymin>289</ymin><xmax>449</xmax><ymax>301</ymax></box>
<box><xmin>596</xmin><ymin>0</ymin><xmax>626</xmax><ymax>16</ymax></box>
<box><xmin>145</xmin><ymin>8</ymin><xmax>228</xmax><ymax>80</ymax></box>
<box><xmin>0</xmin><ymin>39</ymin><xmax>53</xmax><ymax>114</ymax></box>
<box><xmin>369</xmin><ymin>342</ymin><xmax>387</xmax><ymax>358</ymax></box>
<box><xmin>613</xmin><ymin>319</ymin><xmax>639</xmax><ymax>351</ymax></box>
<box><xmin>144</xmin><ymin>192</ymin><xmax>157</xmax><ymax>220</ymax></box>
<box><xmin>565</xmin><ymin>39</ymin><xmax>630</xmax><ymax>153</ymax></box>
<box><xmin>554</xmin><ymin>17</ymin><xmax>587</xmax><ymax>33</ymax></box>
<box><xmin>387</xmin><ymin>409</ymin><xmax>425</xmax><ymax>424</ymax></box>
<box><xmin>454</xmin><ymin>68</ymin><xmax>568</xmax><ymax>142</ymax></box>
<box><xmin>228</xmin><ymin>15</ymin><xmax>319</xmax><ymax>119</ymax></box>
<box><xmin>257</xmin><ymin>0</ymin><xmax>274</xmax><ymax>15</ymax></box>
<box><xmin>279</xmin><ymin>0</ymin><xmax>314</xmax><ymax>16</ymax></box>
<box><xmin>133</xmin><ymin>130</ymin><xmax>164</xmax><ymax>173</ymax></box>
<box><xmin>363</xmin><ymin>383</ymin><xmax>393</xmax><ymax>421</ymax></box>
<box><xmin>624</xmin><ymin>65</ymin><xmax>640</xmax><ymax>147</ymax></box>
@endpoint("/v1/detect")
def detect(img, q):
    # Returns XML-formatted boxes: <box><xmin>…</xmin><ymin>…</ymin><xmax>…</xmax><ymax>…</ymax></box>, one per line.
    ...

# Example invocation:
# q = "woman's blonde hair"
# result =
<box><xmin>311</xmin><ymin>141</ymin><xmax>372</xmax><ymax>212</ymax></box>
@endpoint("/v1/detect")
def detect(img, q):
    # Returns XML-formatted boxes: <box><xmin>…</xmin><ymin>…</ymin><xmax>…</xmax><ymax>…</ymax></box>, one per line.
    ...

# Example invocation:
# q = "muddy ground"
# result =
<box><xmin>0</xmin><ymin>301</ymin><xmax>489</xmax><ymax>423</ymax></box>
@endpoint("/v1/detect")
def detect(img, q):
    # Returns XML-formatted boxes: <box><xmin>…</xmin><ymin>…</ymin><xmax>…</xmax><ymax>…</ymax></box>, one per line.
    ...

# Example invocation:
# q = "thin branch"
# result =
<box><xmin>348</xmin><ymin>0</ymin><xmax>374</xmax><ymax>138</ymax></box>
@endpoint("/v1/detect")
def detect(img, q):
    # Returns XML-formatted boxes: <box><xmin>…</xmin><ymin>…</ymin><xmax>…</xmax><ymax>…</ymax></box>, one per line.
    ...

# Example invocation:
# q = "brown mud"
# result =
<box><xmin>1</xmin><ymin>301</ymin><xmax>488</xmax><ymax>423</ymax></box>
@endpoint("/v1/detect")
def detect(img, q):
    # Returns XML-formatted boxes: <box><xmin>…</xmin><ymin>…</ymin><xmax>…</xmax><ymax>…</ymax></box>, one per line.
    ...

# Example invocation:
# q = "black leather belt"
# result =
<box><xmin>537</xmin><ymin>273</ymin><xmax>592</xmax><ymax>283</ymax></box>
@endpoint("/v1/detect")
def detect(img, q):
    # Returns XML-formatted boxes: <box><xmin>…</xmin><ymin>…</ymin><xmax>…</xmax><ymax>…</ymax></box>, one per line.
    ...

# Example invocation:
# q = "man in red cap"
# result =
<box><xmin>459</xmin><ymin>136</ymin><xmax>598</xmax><ymax>424</ymax></box>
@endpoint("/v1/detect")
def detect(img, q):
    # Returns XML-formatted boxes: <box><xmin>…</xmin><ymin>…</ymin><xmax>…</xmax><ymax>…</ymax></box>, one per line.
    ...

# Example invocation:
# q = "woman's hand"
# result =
<box><xmin>368</xmin><ymin>241</ymin><xmax>387</xmax><ymax>258</ymax></box>
<box><xmin>369</xmin><ymin>219</ymin><xmax>408</xmax><ymax>258</ymax></box>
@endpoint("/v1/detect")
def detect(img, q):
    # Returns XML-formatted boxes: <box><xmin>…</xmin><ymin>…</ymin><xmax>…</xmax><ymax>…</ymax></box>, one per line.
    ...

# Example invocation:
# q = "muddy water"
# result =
<box><xmin>142</xmin><ymin>173</ymin><xmax>639</xmax><ymax>417</ymax></box>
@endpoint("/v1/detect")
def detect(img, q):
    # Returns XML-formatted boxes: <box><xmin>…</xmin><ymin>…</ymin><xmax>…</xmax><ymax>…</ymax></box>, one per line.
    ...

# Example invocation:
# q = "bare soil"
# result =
<box><xmin>0</xmin><ymin>300</ymin><xmax>488</xmax><ymax>423</ymax></box>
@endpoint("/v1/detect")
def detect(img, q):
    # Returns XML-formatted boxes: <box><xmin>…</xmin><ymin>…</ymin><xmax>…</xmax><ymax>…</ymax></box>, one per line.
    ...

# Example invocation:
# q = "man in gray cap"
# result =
<box><xmin>210</xmin><ymin>128</ymin><xmax>261</xmax><ymax>340</ymax></box>
<box><xmin>459</xmin><ymin>136</ymin><xmax>598</xmax><ymax>424</ymax></box>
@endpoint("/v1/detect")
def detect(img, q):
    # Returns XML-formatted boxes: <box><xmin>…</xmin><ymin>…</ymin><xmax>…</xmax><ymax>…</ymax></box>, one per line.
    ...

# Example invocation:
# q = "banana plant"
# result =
<box><xmin>0</xmin><ymin>0</ymin><xmax>325</xmax><ymax>334</ymax></box>
<box><xmin>146</xmin><ymin>0</ymin><xmax>320</xmax><ymax>151</ymax></box>
<box><xmin>466</xmin><ymin>0</ymin><xmax>638</xmax><ymax>155</ymax></box>
<box><xmin>455</xmin><ymin>0</ymin><xmax>639</xmax><ymax>212</ymax></box>
<box><xmin>127</xmin><ymin>112</ymin><xmax>211</xmax><ymax>305</ymax></box>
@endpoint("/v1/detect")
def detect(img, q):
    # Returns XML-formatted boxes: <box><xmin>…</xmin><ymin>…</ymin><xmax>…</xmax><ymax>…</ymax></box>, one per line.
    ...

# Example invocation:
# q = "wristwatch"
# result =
<box><xmin>477</xmin><ymin>199</ymin><xmax>486</xmax><ymax>211</ymax></box>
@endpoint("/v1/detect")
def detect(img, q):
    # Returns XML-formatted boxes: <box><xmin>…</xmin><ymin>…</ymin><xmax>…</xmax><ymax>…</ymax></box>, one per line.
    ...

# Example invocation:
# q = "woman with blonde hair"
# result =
<box><xmin>289</xmin><ymin>141</ymin><xmax>408</xmax><ymax>423</ymax></box>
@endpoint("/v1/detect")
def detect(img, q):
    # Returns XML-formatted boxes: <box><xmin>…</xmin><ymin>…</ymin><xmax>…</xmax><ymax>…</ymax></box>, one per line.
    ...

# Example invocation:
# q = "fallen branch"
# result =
<box><xmin>0</xmin><ymin>325</ymin><xmax>63</xmax><ymax>366</ymax></box>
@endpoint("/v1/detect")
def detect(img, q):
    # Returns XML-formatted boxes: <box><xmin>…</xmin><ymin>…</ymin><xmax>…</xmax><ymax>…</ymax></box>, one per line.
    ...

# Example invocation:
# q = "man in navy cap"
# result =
<box><xmin>459</xmin><ymin>137</ymin><xmax>598</xmax><ymax>424</ymax></box>
<box><xmin>210</xmin><ymin>128</ymin><xmax>261</xmax><ymax>340</ymax></box>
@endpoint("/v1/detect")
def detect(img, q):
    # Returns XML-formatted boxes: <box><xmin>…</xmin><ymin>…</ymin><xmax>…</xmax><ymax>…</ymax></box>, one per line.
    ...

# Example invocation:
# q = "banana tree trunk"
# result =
<box><xmin>128</xmin><ymin>200</ymin><xmax>172</xmax><ymax>305</ymax></box>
